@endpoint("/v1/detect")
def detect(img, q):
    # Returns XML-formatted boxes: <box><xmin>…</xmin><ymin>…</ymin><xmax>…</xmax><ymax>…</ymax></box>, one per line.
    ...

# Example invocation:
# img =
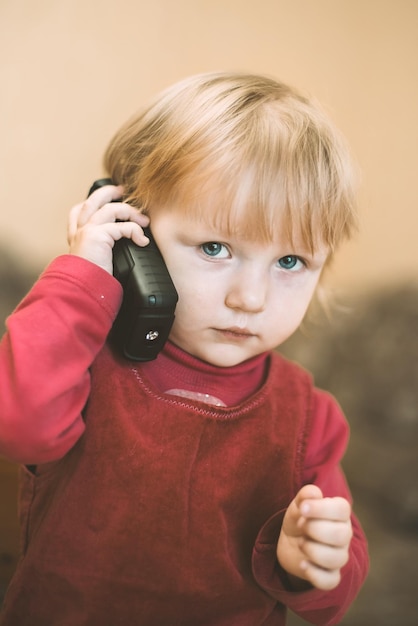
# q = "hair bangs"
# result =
<box><xmin>105</xmin><ymin>72</ymin><xmax>358</xmax><ymax>255</ymax></box>
<box><xmin>142</xmin><ymin>105</ymin><xmax>356</xmax><ymax>254</ymax></box>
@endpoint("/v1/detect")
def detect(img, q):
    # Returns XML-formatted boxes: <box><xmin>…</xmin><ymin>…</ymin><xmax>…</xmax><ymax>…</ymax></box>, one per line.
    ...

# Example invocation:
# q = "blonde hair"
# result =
<box><xmin>104</xmin><ymin>72</ymin><xmax>358</xmax><ymax>253</ymax></box>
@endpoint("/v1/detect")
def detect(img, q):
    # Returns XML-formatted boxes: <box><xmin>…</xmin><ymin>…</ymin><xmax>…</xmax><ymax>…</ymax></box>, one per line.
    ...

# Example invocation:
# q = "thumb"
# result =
<box><xmin>297</xmin><ymin>484</ymin><xmax>323</xmax><ymax>521</ymax></box>
<box><xmin>296</xmin><ymin>484</ymin><xmax>323</xmax><ymax>506</ymax></box>
<box><xmin>283</xmin><ymin>485</ymin><xmax>323</xmax><ymax>536</ymax></box>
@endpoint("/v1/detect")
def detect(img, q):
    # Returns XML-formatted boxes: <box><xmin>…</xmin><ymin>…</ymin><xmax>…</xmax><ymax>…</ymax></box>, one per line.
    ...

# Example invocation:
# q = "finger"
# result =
<box><xmin>67</xmin><ymin>194</ymin><xmax>149</xmax><ymax>245</ymax></box>
<box><xmin>300</xmin><ymin>560</ymin><xmax>342</xmax><ymax>591</ymax></box>
<box><xmin>283</xmin><ymin>485</ymin><xmax>323</xmax><ymax>536</ymax></box>
<box><xmin>296</xmin><ymin>485</ymin><xmax>323</xmax><ymax>506</ymax></box>
<box><xmin>88</xmin><ymin>183</ymin><xmax>124</xmax><ymax>207</ymax></box>
<box><xmin>68</xmin><ymin>202</ymin><xmax>84</xmax><ymax>241</ymax></box>
<box><xmin>108</xmin><ymin>221</ymin><xmax>150</xmax><ymax>247</ymax></box>
<box><xmin>292</xmin><ymin>485</ymin><xmax>322</xmax><ymax>529</ymax></box>
<box><xmin>72</xmin><ymin>184</ymin><xmax>124</xmax><ymax>228</ymax></box>
<box><xmin>68</xmin><ymin>221</ymin><xmax>150</xmax><ymax>265</ymax></box>
<box><xmin>303</xmin><ymin>518</ymin><xmax>353</xmax><ymax>547</ymax></box>
<box><xmin>300</xmin><ymin>538</ymin><xmax>350</xmax><ymax>570</ymax></box>
<box><xmin>76</xmin><ymin>221</ymin><xmax>150</xmax><ymax>248</ymax></box>
<box><xmin>301</xmin><ymin>497</ymin><xmax>351</xmax><ymax>522</ymax></box>
<box><xmin>88</xmin><ymin>202</ymin><xmax>149</xmax><ymax>228</ymax></box>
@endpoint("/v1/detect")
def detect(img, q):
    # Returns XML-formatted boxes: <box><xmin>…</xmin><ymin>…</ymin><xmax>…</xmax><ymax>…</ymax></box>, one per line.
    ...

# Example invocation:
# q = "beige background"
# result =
<box><xmin>0</xmin><ymin>0</ymin><xmax>417</xmax><ymax>293</ymax></box>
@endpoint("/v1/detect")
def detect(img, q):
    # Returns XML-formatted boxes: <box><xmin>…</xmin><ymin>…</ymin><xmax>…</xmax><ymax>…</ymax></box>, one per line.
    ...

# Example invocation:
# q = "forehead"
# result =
<box><xmin>145</xmin><ymin>136</ymin><xmax>342</xmax><ymax>254</ymax></box>
<box><xmin>152</xmin><ymin>190</ymin><xmax>329</xmax><ymax>257</ymax></box>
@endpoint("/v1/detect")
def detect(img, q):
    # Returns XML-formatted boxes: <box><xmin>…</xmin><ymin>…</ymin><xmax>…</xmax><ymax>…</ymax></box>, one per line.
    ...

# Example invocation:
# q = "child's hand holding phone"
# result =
<box><xmin>67</xmin><ymin>182</ymin><xmax>150</xmax><ymax>275</ymax></box>
<box><xmin>67</xmin><ymin>179</ymin><xmax>178</xmax><ymax>361</ymax></box>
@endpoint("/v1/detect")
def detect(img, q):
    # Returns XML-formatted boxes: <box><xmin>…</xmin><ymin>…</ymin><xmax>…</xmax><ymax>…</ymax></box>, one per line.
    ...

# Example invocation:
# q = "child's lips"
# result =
<box><xmin>216</xmin><ymin>327</ymin><xmax>255</xmax><ymax>340</ymax></box>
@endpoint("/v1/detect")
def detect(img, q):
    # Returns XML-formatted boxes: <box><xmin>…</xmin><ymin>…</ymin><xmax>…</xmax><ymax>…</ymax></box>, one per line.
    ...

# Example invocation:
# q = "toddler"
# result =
<box><xmin>0</xmin><ymin>72</ymin><xmax>368</xmax><ymax>625</ymax></box>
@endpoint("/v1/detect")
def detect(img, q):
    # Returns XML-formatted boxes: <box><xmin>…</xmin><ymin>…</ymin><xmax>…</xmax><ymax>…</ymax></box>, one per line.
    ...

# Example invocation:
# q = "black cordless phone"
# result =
<box><xmin>87</xmin><ymin>179</ymin><xmax>178</xmax><ymax>361</ymax></box>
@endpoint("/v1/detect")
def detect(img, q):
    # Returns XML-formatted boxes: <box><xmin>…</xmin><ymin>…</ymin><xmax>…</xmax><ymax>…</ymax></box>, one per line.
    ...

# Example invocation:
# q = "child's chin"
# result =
<box><xmin>196</xmin><ymin>346</ymin><xmax>254</xmax><ymax>368</ymax></box>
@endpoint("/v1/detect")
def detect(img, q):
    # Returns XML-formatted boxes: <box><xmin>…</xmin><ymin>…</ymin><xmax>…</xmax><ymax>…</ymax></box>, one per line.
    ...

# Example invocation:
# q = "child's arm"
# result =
<box><xmin>252</xmin><ymin>389</ymin><xmax>369</xmax><ymax>625</ymax></box>
<box><xmin>0</xmin><ymin>256</ymin><xmax>120</xmax><ymax>464</ymax></box>
<box><xmin>277</xmin><ymin>484</ymin><xmax>353</xmax><ymax>591</ymax></box>
<box><xmin>0</xmin><ymin>185</ymin><xmax>149</xmax><ymax>465</ymax></box>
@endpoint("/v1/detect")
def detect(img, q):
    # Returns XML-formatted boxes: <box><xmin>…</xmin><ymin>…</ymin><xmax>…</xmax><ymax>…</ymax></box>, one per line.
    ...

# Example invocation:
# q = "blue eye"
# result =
<box><xmin>278</xmin><ymin>255</ymin><xmax>303</xmax><ymax>271</ymax></box>
<box><xmin>201</xmin><ymin>242</ymin><xmax>229</xmax><ymax>258</ymax></box>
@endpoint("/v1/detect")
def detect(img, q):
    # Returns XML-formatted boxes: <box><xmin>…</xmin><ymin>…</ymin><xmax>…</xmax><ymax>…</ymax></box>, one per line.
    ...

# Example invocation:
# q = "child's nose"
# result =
<box><xmin>225</xmin><ymin>268</ymin><xmax>267</xmax><ymax>313</ymax></box>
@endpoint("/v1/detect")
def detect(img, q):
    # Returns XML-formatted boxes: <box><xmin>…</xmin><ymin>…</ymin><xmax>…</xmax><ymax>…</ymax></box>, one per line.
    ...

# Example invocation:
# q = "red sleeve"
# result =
<box><xmin>253</xmin><ymin>389</ymin><xmax>369</xmax><ymax>625</ymax></box>
<box><xmin>0</xmin><ymin>255</ymin><xmax>122</xmax><ymax>465</ymax></box>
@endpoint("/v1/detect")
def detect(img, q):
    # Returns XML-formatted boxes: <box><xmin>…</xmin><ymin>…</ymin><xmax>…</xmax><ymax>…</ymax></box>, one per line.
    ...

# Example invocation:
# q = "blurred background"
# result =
<box><xmin>0</xmin><ymin>1</ymin><xmax>417</xmax><ymax>624</ymax></box>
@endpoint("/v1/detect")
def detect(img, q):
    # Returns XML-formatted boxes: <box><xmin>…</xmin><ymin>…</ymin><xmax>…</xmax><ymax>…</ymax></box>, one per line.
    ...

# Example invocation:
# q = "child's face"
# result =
<box><xmin>150</xmin><ymin>208</ymin><xmax>329</xmax><ymax>367</ymax></box>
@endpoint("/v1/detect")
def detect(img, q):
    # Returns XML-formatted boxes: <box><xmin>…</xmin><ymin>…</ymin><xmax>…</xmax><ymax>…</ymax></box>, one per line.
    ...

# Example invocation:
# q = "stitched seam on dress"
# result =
<box><xmin>130</xmin><ymin>367</ymin><xmax>269</xmax><ymax>421</ymax></box>
<box><xmin>294</xmin><ymin>372</ymin><xmax>313</xmax><ymax>493</ymax></box>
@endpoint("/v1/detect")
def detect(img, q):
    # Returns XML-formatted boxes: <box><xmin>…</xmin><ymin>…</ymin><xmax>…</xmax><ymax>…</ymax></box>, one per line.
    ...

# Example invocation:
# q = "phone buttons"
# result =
<box><xmin>145</xmin><ymin>330</ymin><xmax>160</xmax><ymax>342</ymax></box>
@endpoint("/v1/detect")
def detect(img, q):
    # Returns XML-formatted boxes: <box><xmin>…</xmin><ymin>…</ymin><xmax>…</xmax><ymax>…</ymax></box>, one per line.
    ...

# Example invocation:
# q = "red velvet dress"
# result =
<box><xmin>0</xmin><ymin>256</ymin><xmax>368</xmax><ymax>625</ymax></box>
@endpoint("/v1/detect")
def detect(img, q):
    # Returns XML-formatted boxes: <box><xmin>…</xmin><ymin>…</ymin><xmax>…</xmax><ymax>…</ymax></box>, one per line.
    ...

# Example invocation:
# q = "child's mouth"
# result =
<box><xmin>217</xmin><ymin>327</ymin><xmax>255</xmax><ymax>340</ymax></box>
